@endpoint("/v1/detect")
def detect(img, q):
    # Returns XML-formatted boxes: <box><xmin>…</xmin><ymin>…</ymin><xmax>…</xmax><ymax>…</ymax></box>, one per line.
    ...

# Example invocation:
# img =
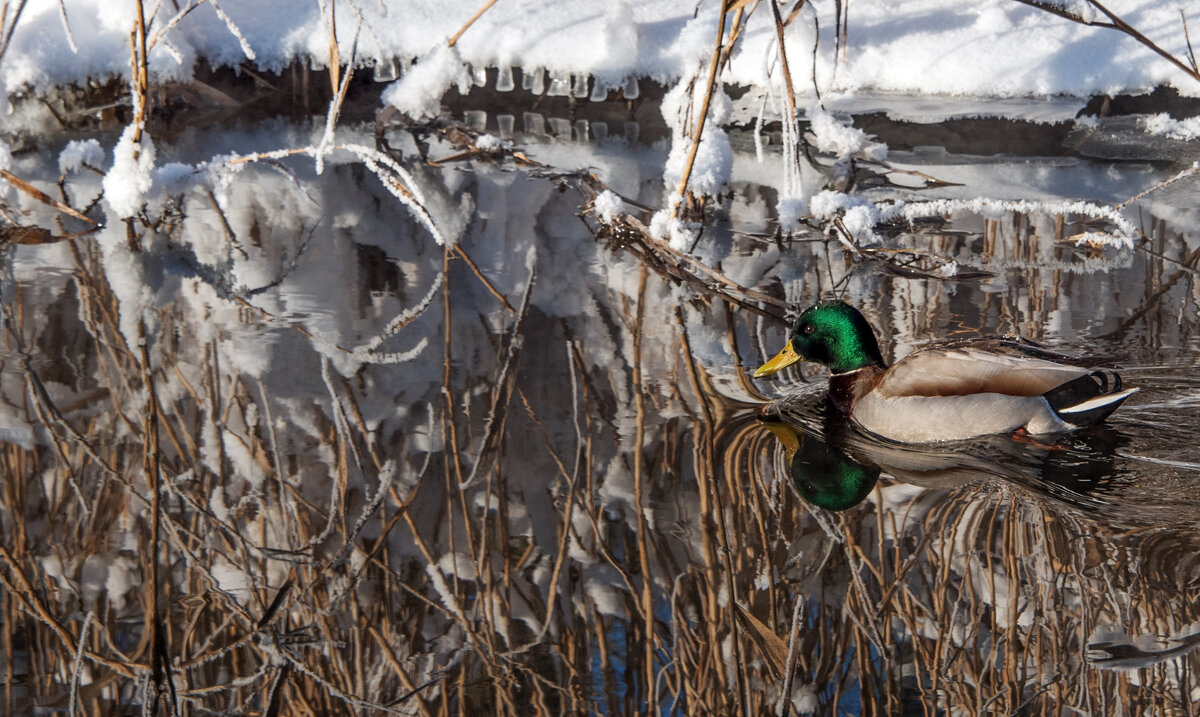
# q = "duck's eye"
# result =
<box><xmin>801</xmin><ymin>324</ymin><xmax>815</xmax><ymax>335</ymax></box>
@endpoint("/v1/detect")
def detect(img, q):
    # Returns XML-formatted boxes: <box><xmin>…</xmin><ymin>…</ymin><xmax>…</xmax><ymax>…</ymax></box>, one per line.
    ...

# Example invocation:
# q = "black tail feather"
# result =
<box><xmin>1044</xmin><ymin>371</ymin><xmax>1136</xmax><ymax>427</ymax></box>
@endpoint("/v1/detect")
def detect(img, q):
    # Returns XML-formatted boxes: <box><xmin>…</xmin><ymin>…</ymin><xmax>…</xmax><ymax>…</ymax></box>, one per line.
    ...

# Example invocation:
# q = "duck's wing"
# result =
<box><xmin>876</xmin><ymin>341</ymin><xmax>1091</xmax><ymax>399</ymax></box>
<box><xmin>929</xmin><ymin>336</ymin><xmax>1117</xmax><ymax>367</ymax></box>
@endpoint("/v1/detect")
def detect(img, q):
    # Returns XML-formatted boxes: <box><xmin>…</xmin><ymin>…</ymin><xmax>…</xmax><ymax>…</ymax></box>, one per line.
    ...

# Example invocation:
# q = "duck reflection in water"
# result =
<box><xmin>757</xmin><ymin>405</ymin><xmax>1200</xmax><ymax>671</ymax></box>
<box><xmin>758</xmin><ymin>401</ymin><xmax>1130</xmax><ymax>514</ymax></box>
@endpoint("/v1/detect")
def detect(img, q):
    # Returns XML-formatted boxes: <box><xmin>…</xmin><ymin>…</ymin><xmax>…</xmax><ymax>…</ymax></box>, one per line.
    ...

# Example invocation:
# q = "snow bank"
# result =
<box><xmin>1</xmin><ymin>0</ymin><xmax>1196</xmax><ymax>108</ymax></box>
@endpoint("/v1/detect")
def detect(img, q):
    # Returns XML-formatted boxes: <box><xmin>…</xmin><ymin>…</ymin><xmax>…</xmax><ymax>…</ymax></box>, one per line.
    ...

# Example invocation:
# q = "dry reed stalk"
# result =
<box><xmin>0</xmin><ymin>545</ymin><xmax>138</xmax><ymax>679</ymax></box>
<box><xmin>130</xmin><ymin>0</ymin><xmax>149</xmax><ymax>142</ymax></box>
<box><xmin>0</xmin><ymin>169</ymin><xmax>98</xmax><ymax>226</ymax></box>
<box><xmin>447</xmin><ymin>0</ymin><xmax>499</xmax><ymax>48</ymax></box>
<box><xmin>673</xmin><ymin>307</ymin><xmax>727</xmax><ymax>707</ymax></box>
<box><xmin>670</xmin><ymin>3</ymin><xmax>730</xmax><ymax>217</ymax></box>
<box><xmin>719</xmin><ymin>1</ymin><xmax>757</xmax><ymax>71</ymax></box>
<box><xmin>836</xmin><ymin>0</ymin><xmax>848</xmax><ymax>62</ymax></box>
<box><xmin>629</xmin><ymin>265</ymin><xmax>663</xmax><ymax>709</ymax></box>
<box><xmin>326</xmin><ymin>0</ymin><xmax>339</xmax><ymax>96</ymax></box>
<box><xmin>770</xmin><ymin>0</ymin><xmax>801</xmax><ymax>140</ymax></box>
<box><xmin>452</xmin><ymin>244</ymin><xmax>516</xmax><ymax>311</ymax></box>
<box><xmin>139</xmin><ymin>325</ymin><xmax>175</xmax><ymax>712</ymax></box>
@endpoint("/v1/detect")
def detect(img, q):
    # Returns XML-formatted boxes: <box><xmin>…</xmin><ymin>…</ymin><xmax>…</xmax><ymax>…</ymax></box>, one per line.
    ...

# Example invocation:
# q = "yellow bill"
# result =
<box><xmin>753</xmin><ymin>341</ymin><xmax>803</xmax><ymax>378</ymax></box>
<box><xmin>757</xmin><ymin>417</ymin><xmax>800</xmax><ymax>461</ymax></box>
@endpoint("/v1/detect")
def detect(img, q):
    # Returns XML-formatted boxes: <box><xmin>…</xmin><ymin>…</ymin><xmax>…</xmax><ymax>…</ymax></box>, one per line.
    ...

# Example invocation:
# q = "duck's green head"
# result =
<box><xmin>754</xmin><ymin>300</ymin><xmax>885</xmax><ymax>377</ymax></box>
<box><xmin>759</xmin><ymin>418</ymin><xmax>879</xmax><ymax>511</ymax></box>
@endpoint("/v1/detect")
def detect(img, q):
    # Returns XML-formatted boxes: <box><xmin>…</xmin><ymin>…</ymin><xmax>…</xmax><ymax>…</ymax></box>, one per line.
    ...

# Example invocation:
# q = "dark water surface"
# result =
<box><xmin>1</xmin><ymin>113</ymin><xmax>1199</xmax><ymax>714</ymax></box>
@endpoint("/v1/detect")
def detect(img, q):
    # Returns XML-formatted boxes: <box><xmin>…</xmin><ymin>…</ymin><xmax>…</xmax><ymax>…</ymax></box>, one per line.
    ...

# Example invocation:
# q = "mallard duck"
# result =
<box><xmin>753</xmin><ymin>300</ymin><xmax>1138</xmax><ymax>443</ymax></box>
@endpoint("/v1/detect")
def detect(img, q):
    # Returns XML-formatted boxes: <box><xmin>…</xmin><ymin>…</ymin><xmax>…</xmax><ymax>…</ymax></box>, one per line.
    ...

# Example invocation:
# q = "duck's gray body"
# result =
<box><xmin>833</xmin><ymin>342</ymin><xmax>1138</xmax><ymax>443</ymax></box>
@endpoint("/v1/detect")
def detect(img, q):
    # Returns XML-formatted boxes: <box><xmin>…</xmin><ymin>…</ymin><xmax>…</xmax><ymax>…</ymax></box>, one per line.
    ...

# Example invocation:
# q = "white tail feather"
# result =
<box><xmin>1058</xmin><ymin>387</ymin><xmax>1139</xmax><ymax>414</ymax></box>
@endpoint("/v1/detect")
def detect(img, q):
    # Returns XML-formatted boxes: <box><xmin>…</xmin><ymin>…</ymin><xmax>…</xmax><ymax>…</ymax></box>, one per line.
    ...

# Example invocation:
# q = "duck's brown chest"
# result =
<box><xmin>828</xmin><ymin>367</ymin><xmax>884</xmax><ymax>415</ymax></box>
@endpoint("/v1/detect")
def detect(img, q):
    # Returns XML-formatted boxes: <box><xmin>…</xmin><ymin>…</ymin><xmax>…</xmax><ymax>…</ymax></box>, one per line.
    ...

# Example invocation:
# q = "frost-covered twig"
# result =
<box><xmin>0</xmin><ymin>0</ymin><xmax>28</xmax><ymax>69</ymax></box>
<box><xmin>56</xmin><ymin>0</ymin><xmax>77</xmax><ymax>53</ymax></box>
<box><xmin>316</xmin><ymin>21</ymin><xmax>359</xmax><ymax>175</ymax></box>
<box><xmin>814</xmin><ymin>193</ymin><xmax>1140</xmax><ymax>251</ymax></box>
<box><xmin>68</xmin><ymin>611</ymin><xmax>95</xmax><ymax>717</ymax></box>
<box><xmin>322</xmin><ymin>461</ymin><xmax>397</xmax><ymax>609</ymax></box>
<box><xmin>340</xmin><ymin>143</ymin><xmax>450</xmax><ymax>245</ymax></box>
<box><xmin>273</xmin><ymin>642</ymin><xmax>410</xmax><ymax>714</ymax></box>
<box><xmin>218</xmin><ymin>143</ymin><xmax>447</xmax><ymax>245</ymax></box>
<box><xmin>776</xmin><ymin>595</ymin><xmax>804</xmax><ymax>717</ymax></box>
<box><xmin>313</xmin><ymin>357</ymin><xmax>355</xmax><ymax>546</ymax></box>
<box><xmin>1014</xmin><ymin>0</ymin><xmax>1200</xmax><ymax>84</ymax></box>
<box><xmin>208</xmin><ymin>0</ymin><xmax>257</xmax><ymax>60</ymax></box>
<box><xmin>147</xmin><ymin>0</ymin><xmax>204</xmax><ymax>52</ymax></box>
<box><xmin>1116</xmin><ymin>162</ymin><xmax>1200</xmax><ymax>211</ymax></box>
<box><xmin>351</xmin><ymin>265</ymin><xmax>442</xmax><ymax>363</ymax></box>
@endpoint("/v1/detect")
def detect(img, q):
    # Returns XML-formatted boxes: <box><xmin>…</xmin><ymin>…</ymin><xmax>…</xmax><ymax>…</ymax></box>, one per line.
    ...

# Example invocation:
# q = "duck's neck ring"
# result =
<box><xmin>828</xmin><ymin>366</ymin><xmax>883</xmax><ymax>415</ymax></box>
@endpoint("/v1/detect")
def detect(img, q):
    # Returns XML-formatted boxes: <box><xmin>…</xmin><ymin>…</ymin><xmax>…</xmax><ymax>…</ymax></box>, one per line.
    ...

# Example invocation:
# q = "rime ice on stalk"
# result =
<box><xmin>58</xmin><ymin>139</ymin><xmax>104</xmax><ymax>174</ymax></box>
<box><xmin>770</xmin><ymin>106</ymin><xmax>888</xmax><ymax>242</ymax></box>
<box><xmin>153</xmin><ymin>162</ymin><xmax>199</xmax><ymax>195</ymax></box>
<box><xmin>655</xmin><ymin>76</ymin><xmax>734</xmax><ymax>251</ymax></box>
<box><xmin>381</xmin><ymin>44</ymin><xmax>472</xmax><ymax>119</ymax></box>
<box><xmin>102</xmin><ymin>125</ymin><xmax>156</xmax><ymax>218</ymax></box>
<box><xmin>1033</xmin><ymin>0</ymin><xmax>1098</xmax><ymax>23</ymax></box>
<box><xmin>805</xmin><ymin>104</ymin><xmax>887</xmax><ymax>162</ymax></box>
<box><xmin>593</xmin><ymin>189</ymin><xmax>624</xmax><ymax>223</ymax></box>
<box><xmin>649</xmin><ymin>200</ymin><xmax>700</xmax><ymax>251</ymax></box>
<box><xmin>810</xmin><ymin>189</ymin><xmax>882</xmax><ymax>245</ymax></box>
<box><xmin>473</xmin><ymin>133</ymin><xmax>506</xmax><ymax>151</ymax></box>
<box><xmin>661</xmin><ymin>78</ymin><xmax>733</xmax><ymax>199</ymax></box>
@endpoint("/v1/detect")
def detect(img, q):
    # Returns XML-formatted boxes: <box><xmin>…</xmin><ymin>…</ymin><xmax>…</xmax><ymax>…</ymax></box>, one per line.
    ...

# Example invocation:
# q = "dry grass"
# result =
<box><xmin>2</xmin><ymin>169</ymin><xmax>1199</xmax><ymax>716</ymax></box>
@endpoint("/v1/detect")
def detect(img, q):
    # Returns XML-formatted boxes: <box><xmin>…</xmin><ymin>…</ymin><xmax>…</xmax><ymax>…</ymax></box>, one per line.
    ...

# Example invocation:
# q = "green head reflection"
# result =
<box><xmin>760</xmin><ymin>417</ymin><xmax>879</xmax><ymax>511</ymax></box>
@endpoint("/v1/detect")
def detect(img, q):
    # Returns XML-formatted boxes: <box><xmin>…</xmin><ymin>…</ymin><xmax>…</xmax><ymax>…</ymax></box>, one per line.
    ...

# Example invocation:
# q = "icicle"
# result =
<box><xmin>522</xmin><ymin>67</ymin><xmax>545</xmax><ymax>94</ymax></box>
<box><xmin>622</xmin><ymin>76</ymin><xmax>639</xmax><ymax>99</ymax></box>
<box><xmin>547</xmin><ymin>70</ymin><xmax>571</xmax><ymax>97</ymax></box>
<box><xmin>373</xmin><ymin>58</ymin><xmax>397</xmax><ymax>82</ymax></box>
<box><xmin>572</xmin><ymin>74</ymin><xmax>589</xmax><ymax>98</ymax></box>
<box><xmin>496</xmin><ymin>65</ymin><xmax>514</xmax><ymax>91</ymax></box>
